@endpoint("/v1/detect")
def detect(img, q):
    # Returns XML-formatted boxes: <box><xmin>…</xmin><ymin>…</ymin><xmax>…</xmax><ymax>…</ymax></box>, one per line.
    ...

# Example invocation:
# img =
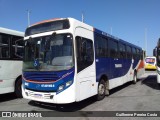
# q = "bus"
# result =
<box><xmin>0</xmin><ymin>27</ymin><xmax>24</xmax><ymax>97</ymax></box>
<box><xmin>156</xmin><ymin>38</ymin><xmax>160</xmax><ymax>84</ymax></box>
<box><xmin>144</xmin><ymin>56</ymin><xmax>156</xmax><ymax>70</ymax></box>
<box><xmin>22</xmin><ymin>18</ymin><xmax>144</xmax><ymax>103</ymax></box>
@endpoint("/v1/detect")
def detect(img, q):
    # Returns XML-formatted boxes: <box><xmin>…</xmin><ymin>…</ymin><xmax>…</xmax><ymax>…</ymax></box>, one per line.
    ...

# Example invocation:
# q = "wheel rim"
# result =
<box><xmin>98</xmin><ymin>84</ymin><xmax>105</xmax><ymax>95</ymax></box>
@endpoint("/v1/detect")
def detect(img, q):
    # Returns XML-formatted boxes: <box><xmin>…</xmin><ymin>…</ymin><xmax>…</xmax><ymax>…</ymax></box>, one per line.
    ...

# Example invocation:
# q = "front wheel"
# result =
<box><xmin>15</xmin><ymin>77</ymin><xmax>22</xmax><ymax>98</ymax></box>
<box><xmin>96</xmin><ymin>79</ymin><xmax>106</xmax><ymax>101</ymax></box>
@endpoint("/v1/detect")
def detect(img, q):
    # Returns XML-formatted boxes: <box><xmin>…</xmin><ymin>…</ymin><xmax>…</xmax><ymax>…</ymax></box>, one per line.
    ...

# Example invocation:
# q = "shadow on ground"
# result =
<box><xmin>28</xmin><ymin>81</ymin><xmax>136</xmax><ymax>112</ymax></box>
<box><xmin>141</xmin><ymin>75</ymin><xmax>160</xmax><ymax>90</ymax></box>
<box><xmin>0</xmin><ymin>93</ymin><xmax>17</xmax><ymax>102</ymax></box>
<box><xmin>29</xmin><ymin>95</ymin><xmax>97</xmax><ymax>112</ymax></box>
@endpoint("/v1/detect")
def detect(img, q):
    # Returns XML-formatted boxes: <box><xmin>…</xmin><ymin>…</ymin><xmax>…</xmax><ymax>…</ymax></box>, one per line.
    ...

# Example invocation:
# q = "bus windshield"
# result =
<box><xmin>23</xmin><ymin>33</ymin><xmax>74</xmax><ymax>71</ymax></box>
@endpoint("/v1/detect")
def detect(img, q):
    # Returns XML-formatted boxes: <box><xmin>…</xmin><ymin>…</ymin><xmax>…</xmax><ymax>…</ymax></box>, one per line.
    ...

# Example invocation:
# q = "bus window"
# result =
<box><xmin>136</xmin><ymin>49</ymin><xmax>140</xmax><ymax>59</ymax></box>
<box><xmin>132</xmin><ymin>47</ymin><xmax>136</xmax><ymax>59</ymax></box>
<box><xmin>12</xmin><ymin>36</ymin><xmax>24</xmax><ymax>59</ymax></box>
<box><xmin>108</xmin><ymin>39</ymin><xmax>118</xmax><ymax>58</ymax></box>
<box><xmin>76</xmin><ymin>36</ymin><xmax>94</xmax><ymax>73</ymax></box>
<box><xmin>126</xmin><ymin>46</ymin><xmax>132</xmax><ymax>59</ymax></box>
<box><xmin>0</xmin><ymin>34</ymin><xmax>10</xmax><ymax>58</ymax></box>
<box><xmin>95</xmin><ymin>34</ymin><xmax>108</xmax><ymax>57</ymax></box>
<box><xmin>119</xmin><ymin>43</ymin><xmax>126</xmax><ymax>58</ymax></box>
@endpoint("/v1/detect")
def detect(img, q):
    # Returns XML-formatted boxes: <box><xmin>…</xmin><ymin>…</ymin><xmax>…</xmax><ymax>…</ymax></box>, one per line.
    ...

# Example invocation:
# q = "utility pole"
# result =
<box><xmin>145</xmin><ymin>28</ymin><xmax>147</xmax><ymax>56</ymax></box>
<box><xmin>82</xmin><ymin>11</ymin><xmax>84</xmax><ymax>23</ymax></box>
<box><xmin>27</xmin><ymin>10</ymin><xmax>31</xmax><ymax>27</ymax></box>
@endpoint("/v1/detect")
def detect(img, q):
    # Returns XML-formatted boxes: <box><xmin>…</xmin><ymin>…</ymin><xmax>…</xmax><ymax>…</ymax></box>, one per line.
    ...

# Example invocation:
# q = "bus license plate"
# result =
<box><xmin>34</xmin><ymin>94</ymin><xmax>43</xmax><ymax>99</ymax></box>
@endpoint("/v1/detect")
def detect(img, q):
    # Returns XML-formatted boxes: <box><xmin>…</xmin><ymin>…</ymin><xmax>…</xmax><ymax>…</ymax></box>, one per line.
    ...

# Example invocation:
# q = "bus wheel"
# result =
<box><xmin>15</xmin><ymin>77</ymin><xmax>22</xmax><ymax>98</ymax></box>
<box><xmin>133</xmin><ymin>72</ymin><xmax>137</xmax><ymax>84</ymax></box>
<box><xmin>97</xmin><ymin>79</ymin><xmax>106</xmax><ymax>101</ymax></box>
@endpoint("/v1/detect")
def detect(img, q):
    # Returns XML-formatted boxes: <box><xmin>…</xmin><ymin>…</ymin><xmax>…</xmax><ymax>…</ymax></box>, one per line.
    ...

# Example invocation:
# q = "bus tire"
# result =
<box><xmin>15</xmin><ymin>77</ymin><xmax>22</xmax><ymax>98</ymax></box>
<box><xmin>96</xmin><ymin>79</ymin><xmax>106</xmax><ymax>101</ymax></box>
<box><xmin>133</xmin><ymin>72</ymin><xmax>137</xmax><ymax>84</ymax></box>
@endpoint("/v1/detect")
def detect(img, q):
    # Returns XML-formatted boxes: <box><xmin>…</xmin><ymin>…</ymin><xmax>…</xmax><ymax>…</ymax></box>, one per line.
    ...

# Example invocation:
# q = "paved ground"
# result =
<box><xmin>0</xmin><ymin>70</ymin><xmax>160</xmax><ymax>120</ymax></box>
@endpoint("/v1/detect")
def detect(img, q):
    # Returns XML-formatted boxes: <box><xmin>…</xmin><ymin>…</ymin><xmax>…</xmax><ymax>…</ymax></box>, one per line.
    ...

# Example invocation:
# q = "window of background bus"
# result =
<box><xmin>11</xmin><ymin>36</ymin><xmax>24</xmax><ymax>60</ymax></box>
<box><xmin>76</xmin><ymin>36</ymin><xmax>94</xmax><ymax>73</ymax></box>
<box><xmin>0</xmin><ymin>34</ymin><xmax>10</xmax><ymax>59</ymax></box>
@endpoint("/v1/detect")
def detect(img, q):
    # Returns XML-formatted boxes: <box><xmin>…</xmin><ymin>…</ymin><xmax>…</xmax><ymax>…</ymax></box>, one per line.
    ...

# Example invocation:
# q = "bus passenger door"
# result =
<box><xmin>75</xmin><ymin>27</ymin><xmax>96</xmax><ymax>101</ymax></box>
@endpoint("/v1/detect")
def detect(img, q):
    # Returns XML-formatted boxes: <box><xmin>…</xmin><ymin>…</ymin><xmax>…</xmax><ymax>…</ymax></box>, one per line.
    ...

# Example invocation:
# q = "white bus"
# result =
<box><xmin>0</xmin><ymin>27</ymin><xmax>24</xmax><ymax>97</ymax></box>
<box><xmin>22</xmin><ymin>18</ymin><xmax>144</xmax><ymax>103</ymax></box>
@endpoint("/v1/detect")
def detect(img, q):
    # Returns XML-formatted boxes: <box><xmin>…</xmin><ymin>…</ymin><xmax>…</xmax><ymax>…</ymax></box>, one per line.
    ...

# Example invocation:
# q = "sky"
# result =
<box><xmin>0</xmin><ymin>0</ymin><xmax>160</xmax><ymax>56</ymax></box>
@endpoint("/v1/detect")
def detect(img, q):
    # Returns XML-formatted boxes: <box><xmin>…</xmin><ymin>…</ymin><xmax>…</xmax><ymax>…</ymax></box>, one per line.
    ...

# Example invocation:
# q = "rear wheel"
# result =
<box><xmin>15</xmin><ymin>77</ymin><xmax>22</xmax><ymax>98</ymax></box>
<box><xmin>133</xmin><ymin>72</ymin><xmax>137</xmax><ymax>84</ymax></box>
<box><xmin>96</xmin><ymin>79</ymin><xmax>106</xmax><ymax>101</ymax></box>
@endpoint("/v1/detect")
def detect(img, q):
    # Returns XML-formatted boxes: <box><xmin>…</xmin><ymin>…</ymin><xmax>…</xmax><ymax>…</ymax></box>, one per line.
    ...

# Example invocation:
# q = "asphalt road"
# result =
<box><xmin>0</xmin><ymin>70</ymin><xmax>160</xmax><ymax>120</ymax></box>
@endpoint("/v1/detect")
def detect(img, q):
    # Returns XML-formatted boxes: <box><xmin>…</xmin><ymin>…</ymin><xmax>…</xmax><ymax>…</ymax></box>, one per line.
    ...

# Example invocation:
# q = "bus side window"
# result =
<box><xmin>108</xmin><ymin>39</ymin><xmax>118</xmax><ymax>58</ymax></box>
<box><xmin>126</xmin><ymin>46</ymin><xmax>132</xmax><ymax>59</ymax></box>
<box><xmin>95</xmin><ymin>34</ymin><xmax>108</xmax><ymax>57</ymax></box>
<box><xmin>0</xmin><ymin>34</ymin><xmax>10</xmax><ymax>59</ymax></box>
<box><xmin>76</xmin><ymin>36</ymin><xmax>94</xmax><ymax>73</ymax></box>
<box><xmin>136</xmin><ymin>49</ymin><xmax>140</xmax><ymax>59</ymax></box>
<box><xmin>119</xmin><ymin>43</ymin><xmax>126</xmax><ymax>58</ymax></box>
<box><xmin>12</xmin><ymin>36</ymin><xmax>24</xmax><ymax>59</ymax></box>
<box><xmin>132</xmin><ymin>47</ymin><xmax>136</xmax><ymax>59</ymax></box>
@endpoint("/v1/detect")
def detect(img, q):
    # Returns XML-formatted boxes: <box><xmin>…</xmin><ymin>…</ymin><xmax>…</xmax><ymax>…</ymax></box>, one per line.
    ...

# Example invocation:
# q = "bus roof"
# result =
<box><xmin>24</xmin><ymin>17</ymin><xmax>142</xmax><ymax>50</ymax></box>
<box><xmin>0</xmin><ymin>27</ymin><xmax>24</xmax><ymax>37</ymax></box>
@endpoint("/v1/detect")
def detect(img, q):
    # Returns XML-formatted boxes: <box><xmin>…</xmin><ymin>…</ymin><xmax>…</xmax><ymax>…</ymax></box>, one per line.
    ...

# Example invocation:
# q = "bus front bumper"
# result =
<box><xmin>22</xmin><ymin>85</ymin><xmax>76</xmax><ymax>104</ymax></box>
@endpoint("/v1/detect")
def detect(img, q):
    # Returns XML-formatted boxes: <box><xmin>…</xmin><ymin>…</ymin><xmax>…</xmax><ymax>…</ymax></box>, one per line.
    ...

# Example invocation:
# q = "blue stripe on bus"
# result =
<box><xmin>22</xmin><ymin>67</ymin><xmax>74</xmax><ymax>93</ymax></box>
<box><xmin>95</xmin><ymin>57</ymin><xmax>133</xmax><ymax>81</ymax></box>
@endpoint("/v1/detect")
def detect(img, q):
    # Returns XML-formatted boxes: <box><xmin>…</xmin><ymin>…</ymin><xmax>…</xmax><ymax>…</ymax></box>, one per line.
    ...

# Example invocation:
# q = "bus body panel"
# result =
<box><xmin>0</xmin><ymin>58</ymin><xmax>22</xmax><ymax>94</ymax></box>
<box><xmin>0</xmin><ymin>60</ymin><xmax>22</xmax><ymax>80</ymax></box>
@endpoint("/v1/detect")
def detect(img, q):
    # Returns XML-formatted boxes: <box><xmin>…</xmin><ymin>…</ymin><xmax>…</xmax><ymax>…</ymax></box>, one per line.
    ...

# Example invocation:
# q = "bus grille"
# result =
<box><xmin>23</xmin><ymin>72</ymin><xmax>59</xmax><ymax>82</ymax></box>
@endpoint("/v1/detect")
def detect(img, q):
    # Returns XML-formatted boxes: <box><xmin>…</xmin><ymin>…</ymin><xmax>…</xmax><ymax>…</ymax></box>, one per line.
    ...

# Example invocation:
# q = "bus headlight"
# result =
<box><xmin>57</xmin><ymin>80</ymin><xmax>73</xmax><ymax>93</ymax></box>
<box><xmin>58</xmin><ymin>84</ymin><xmax>64</xmax><ymax>91</ymax></box>
<box><xmin>66</xmin><ymin>80</ymin><xmax>72</xmax><ymax>87</ymax></box>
